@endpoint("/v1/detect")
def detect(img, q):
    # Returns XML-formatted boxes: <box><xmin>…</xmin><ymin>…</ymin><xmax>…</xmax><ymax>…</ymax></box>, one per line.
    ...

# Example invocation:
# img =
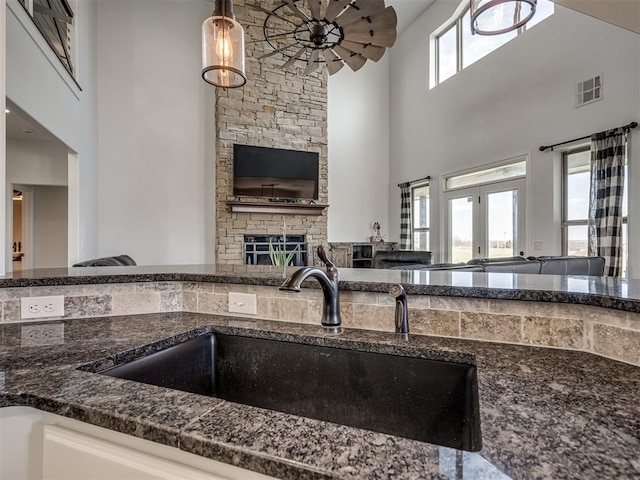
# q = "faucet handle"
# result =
<box><xmin>316</xmin><ymin>245</ymin><xmax>337</xmax><ymax>274</ymax></box>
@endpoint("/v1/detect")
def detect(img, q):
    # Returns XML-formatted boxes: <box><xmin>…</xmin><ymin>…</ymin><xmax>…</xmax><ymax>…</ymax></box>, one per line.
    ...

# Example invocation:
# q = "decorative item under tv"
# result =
<box><xmin>248</xmin><ymin>0</ymin><xmax>397</xmax><ymax>76</ymax></box>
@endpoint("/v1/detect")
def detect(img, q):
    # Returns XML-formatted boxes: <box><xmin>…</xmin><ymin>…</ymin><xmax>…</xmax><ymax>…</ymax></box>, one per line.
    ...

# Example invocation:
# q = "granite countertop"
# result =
<box><xmin>1</xmin><ymin>313</ymin><xmax>639</xmax><ymax>479</ymax></box>
<box><xmin>1</xmin><ymin>264</ymin><xmax>640</xmax><ymax>312</ymax></box>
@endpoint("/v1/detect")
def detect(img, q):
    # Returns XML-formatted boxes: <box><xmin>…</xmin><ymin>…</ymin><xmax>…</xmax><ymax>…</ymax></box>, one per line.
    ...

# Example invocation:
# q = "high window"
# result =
<box><xmin>434</xmin><ymin>0</ymin><xmax>554</xmax><ymax>86</ymax></box>
<box><xmin>562</xmin><ymin>147</ymin><xmax>628</xmax><ymax>276</ymax></box>
<box><xmin>18</xmin><ymin>0</ymin><xmax>75</xmax><ymax>77</ymax></box>
<box><xmin>411</xmin><ymin>184</ymin><xmax>430</xmax><ymax>250</ymax></box>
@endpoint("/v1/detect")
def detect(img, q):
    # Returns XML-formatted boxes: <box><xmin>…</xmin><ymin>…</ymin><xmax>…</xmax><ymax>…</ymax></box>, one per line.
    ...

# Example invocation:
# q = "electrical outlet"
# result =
<box><xmin>21</xmin><ymin>323</ymin><xmax>65</xmax><ymax>347</ymax></box>
<box><xmin>228</xmin><ymin>293</ymin><xmax>257</xmax><ymax>315</ymax></box>
<box><xmin>21</xmin><ymin>295</ymin><xmax>65</xmax><ymax>319</ymax></box>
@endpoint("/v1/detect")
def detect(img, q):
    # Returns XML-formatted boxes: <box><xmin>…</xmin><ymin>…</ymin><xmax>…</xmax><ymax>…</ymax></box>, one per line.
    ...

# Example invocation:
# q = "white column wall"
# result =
<box><xmin>96</xmin><ymin>0</ymin><xmax>215</xmax><ymax>266</ymax></box>
<box><xmin>388</xmin><ymin>3</ymin><xmax>640</xmax><ymax>268</ymax></box>
<box><xmin>328</xmin><ymin>56</ymin><xmax>391</xmax><ymax>242</ymax></box>
<box><xmin>1</xmin><ymin>0</ymin><xmax>6</xmax><ymax>273</ymax></box>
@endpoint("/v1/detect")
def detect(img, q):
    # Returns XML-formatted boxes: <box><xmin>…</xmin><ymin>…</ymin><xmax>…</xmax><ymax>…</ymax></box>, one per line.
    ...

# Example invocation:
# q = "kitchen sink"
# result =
<box><xmin>98</xmin><ymin>333</ymin><xmax>482</xmax><ymax>451</ymax></box>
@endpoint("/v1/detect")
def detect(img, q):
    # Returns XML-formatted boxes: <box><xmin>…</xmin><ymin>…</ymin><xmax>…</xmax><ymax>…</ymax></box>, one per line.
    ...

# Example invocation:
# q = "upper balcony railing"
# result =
<box><xmin>19</xmin><ymin>0</ymin><xmax>75</xmax><ymax>77</ymax></box>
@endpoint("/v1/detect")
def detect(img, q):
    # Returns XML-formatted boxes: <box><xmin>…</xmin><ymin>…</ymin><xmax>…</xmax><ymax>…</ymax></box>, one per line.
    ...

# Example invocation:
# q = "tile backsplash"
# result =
<box><xmin>1</xmin><ymin>281</ymin><xmax>638</xmax><ymax>366</ymax></box>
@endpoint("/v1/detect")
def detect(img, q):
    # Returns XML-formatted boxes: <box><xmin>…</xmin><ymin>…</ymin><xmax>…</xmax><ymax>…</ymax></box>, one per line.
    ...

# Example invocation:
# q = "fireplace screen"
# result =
<box><xmin>244</xmin><ymin>235</ymin><xmax>307</xmax><ymax>266</ymax></box>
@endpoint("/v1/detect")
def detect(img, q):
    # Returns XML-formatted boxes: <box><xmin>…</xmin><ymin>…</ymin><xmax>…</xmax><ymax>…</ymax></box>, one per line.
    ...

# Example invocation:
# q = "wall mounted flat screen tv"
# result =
<box><xmin>233</xmin><ymin>144</ymin><xmax>319</xmax><ymax>200</ymax></box>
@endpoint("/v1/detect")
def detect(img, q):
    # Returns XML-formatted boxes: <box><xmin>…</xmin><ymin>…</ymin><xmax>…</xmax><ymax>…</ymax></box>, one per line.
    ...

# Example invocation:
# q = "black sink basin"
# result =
<box><xmin>99</xmin><ymin>333</ymin><xmax>482</xmax><ymax>451</ymax></box>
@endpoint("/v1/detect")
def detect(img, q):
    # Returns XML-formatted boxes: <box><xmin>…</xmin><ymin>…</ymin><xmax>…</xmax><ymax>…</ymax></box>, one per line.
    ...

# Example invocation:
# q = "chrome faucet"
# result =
<box><xmin>280</xmin><ymin>245</ymin><xmax>341</xmax><ymax>332</ymax></box>
<box><xmin>390</xmin><ymin>284</ymin><xmax>409</xmax><ymax>340</ymax></box>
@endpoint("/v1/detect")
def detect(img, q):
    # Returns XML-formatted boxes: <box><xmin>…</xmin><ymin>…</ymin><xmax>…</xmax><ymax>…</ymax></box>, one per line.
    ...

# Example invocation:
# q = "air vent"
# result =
<box><xmin>576</xmin><ymin>75</ymin><xmax>602</xmax><ymax>107</ymax></box>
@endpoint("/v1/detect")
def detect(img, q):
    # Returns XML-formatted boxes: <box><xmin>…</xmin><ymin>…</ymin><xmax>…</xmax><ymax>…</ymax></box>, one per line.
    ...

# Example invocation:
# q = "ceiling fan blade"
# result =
<box><xmin>334</xmin><ymin>0</ymin><xmax>386</xmax><ymax>27</ymax></box>
<box><xmin>246</xmin><ymin>3</ymin><xmax>300</xmax><ymax>26</ymax></box>
<box><xmin>284</xmin><ymin>0</ymin><xmax>310</xmax><ymax>22</ymax></box>
<box><xmin>281</xmin><ymin>46</ymin><xmax>307</xmax><ymax>69</ymax></box>
<box><xmin>258</xmin><ymin>43</ymin><xmax>297</xmax><ymax>59</ymax></box>
<box><xmin>342</xmin><ymin>7</ymin><xmax>398</xmax><ymax>47</ymax></box>
<box><xmin>323</xmin><ymin>49</ymin><xmax>345</xmax><ymax>75</ymax></box>
<box><xmin>247</xmin><ymin>30</ymin><xmax>296</xmax><ymax>44</ymax></box>
<box><xmin>307</xmin><ymin>0</ymin><xmax>322</xmax><ymax>20</ymax></box>
<box><xmin>324</xmin><ymin>0</ymin><xmax>351</xmax><ymax>22</ymax></box>
<box><xmin>332</xmin><ymin>45</ymin><xmax>367</xmax><ymax>72</ymax></box>
<box><xmin>339</xmin><ymin>40</ymin><xmax>386</xmax><ymax>62</ymax></box>
<box><xmin>304</xmin><ymin>49</ymin><xmax>321</xmax><ymax>75</ymax></box>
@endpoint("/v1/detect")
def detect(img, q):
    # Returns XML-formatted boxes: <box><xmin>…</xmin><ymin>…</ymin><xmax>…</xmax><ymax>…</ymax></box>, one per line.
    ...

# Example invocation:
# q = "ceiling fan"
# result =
<box><xmin>248</xmin><ymin>0</ymin><xmax>397</xmax><ymax>76</ymax></box>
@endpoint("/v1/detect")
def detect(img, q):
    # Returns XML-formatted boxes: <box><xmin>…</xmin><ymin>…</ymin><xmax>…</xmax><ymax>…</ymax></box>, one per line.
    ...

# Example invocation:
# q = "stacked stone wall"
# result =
<box><xmin>215</xmin><ymin>1</ymin><xmax>328</xmax><ymax>265</ymax></box>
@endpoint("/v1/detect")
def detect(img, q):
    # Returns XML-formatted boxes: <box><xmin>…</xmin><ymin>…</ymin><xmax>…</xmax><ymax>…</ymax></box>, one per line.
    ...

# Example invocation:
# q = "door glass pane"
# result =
<box><xmin>566</xmin><ymin>150</ymin><xmax>590</xmax><ymax>221</ymax></box>
<box><xmin>450</xmin><ymin>197</ymin><xmax>473</xmax><ymax>263</ymax></box>
<box><xmin>438</xmin><ymin>25</ymin><xmax>457</xmax><ymax>83</ymax></box>
<box><xmin>487</xmin><ymin>190</ymin><xmax>517</xmax><ymax>258</ymax></box>
<box><xmin>566</xmin><ymin>225</ymin><xmax>588</xmax><ymax>256</ymax></box>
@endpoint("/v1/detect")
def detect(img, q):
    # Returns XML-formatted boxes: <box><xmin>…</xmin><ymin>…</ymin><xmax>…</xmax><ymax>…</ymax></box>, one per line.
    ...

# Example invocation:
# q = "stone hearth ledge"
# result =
<box><xmin>1</xmin><ymin>265</ymin><xmax>640</xmax><ymax>312</ymax></box>
<box><xmin>1</xmin><ymin>313</ymin><xmax>638</xmax><ymax>479</ymax></box>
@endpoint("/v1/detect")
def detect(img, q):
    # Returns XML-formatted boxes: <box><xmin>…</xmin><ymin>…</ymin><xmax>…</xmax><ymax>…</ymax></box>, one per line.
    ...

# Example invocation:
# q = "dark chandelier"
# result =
<box><xmin>249</xmin><ymin>0</ymin><xmax>398</xmax><ymax>75</ymax></box>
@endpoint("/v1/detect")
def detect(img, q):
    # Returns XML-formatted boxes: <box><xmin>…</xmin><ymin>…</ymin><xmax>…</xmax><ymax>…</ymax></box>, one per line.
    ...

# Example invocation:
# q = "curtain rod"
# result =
<box><xmin>398</xmin><ymin>175</ymin><xmax>431</xmax><ymax>188</ymax></box>
<box><xmin>539</xmin><ymin>121</ymin><xmax>638</xmax><ymax>152</ymax></box>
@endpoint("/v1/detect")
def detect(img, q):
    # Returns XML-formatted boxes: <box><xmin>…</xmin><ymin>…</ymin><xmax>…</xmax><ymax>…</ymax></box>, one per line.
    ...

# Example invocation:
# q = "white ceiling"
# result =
<box><xmin>5</xmin><ymin>105</ymin><xmax>55</xmax><ymax>143</ymax></box>
<box><xmin>388</xmin><ymin>0</ymin><xmax>434</xmax><ymax>32</ymax></box>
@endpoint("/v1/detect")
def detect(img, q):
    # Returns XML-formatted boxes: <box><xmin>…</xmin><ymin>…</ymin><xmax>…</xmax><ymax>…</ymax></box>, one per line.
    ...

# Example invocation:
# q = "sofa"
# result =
<box><xmin>73</xmin><ymin>255</ymin><xmax>137</xmax><ymax>267</ymax></box>
<box><xmin>371</xmin><ymin>250</ymin><xmax>433</xmax><ymax>269</ymax></box>
<box><xmin>371</xmin><ymin>251</ymin><xmax>606</xmax><ymax>276</ymax></box>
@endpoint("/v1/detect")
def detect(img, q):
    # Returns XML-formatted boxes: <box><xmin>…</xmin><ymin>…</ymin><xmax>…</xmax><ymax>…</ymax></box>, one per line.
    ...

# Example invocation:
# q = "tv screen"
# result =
<box><xmin>233</xmin><ymin>144</ymin><xmax>319</xmax><ymax>200</ymax></box>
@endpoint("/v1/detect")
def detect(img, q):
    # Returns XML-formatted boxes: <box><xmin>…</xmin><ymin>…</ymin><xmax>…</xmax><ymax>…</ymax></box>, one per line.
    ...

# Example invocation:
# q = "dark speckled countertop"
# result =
<box><xmin>1</xmin><ymin>264</ymin><xmax>640</xmax><ymax>312</ymax></box>
<box><xmin>1</xmin><ymin>313</ymin><xmax>639</xmax><ymax>479</ymax></box>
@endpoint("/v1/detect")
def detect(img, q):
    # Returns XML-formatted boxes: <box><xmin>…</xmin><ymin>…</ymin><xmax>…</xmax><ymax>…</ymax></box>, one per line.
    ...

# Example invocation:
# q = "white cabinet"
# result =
<box><xmin>1</xmin><ymin>407</ymin><xmax>277</xmax><ymax>480</ymax></box>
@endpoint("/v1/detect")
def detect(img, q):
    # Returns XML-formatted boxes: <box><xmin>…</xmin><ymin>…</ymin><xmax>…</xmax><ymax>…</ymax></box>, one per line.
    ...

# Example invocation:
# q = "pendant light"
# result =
<box><xmin>202</xmin><ymin>0</ymin><xmax>246</xmax><ymax>88</ymax></box>
<box><xmin>470</xmin><ymin>0</ymin><xmax>536</xmax><ymax>35</ymax></box>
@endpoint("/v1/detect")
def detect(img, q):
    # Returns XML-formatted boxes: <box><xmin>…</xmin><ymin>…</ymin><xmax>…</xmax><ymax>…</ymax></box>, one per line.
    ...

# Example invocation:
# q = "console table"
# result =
<box><xmin>328</xmin><ymin>242</ymin><xmax>397</xmax><ymax>268</ymax></box>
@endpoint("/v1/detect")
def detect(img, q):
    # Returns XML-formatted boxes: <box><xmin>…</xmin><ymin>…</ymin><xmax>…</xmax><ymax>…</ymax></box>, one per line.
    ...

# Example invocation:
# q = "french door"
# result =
<box><xmin>444</xmin><ymin>178</ymin><xmax>526</xmax><ymax>263</ymax></box>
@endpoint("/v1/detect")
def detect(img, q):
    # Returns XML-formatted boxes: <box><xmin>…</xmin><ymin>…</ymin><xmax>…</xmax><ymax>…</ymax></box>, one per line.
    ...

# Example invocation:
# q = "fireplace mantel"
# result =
<box><xmin>227</xmin><ymin>201</ymin><xmax>328</xmax><ymax>216</ymax></box>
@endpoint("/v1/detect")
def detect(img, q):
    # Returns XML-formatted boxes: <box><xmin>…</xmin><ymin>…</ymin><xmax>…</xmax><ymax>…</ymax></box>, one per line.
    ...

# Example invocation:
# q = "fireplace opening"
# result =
<box><xmin>244</xmin><ymin>235</ymin><xmax>307</xmax><ymax>266</ymax></box>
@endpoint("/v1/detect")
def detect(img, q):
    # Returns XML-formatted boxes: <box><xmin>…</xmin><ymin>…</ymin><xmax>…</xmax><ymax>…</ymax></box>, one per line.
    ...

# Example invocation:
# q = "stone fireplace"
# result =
<box><xmin>214</xmin><ymin>1</ymin><xmax>328</xmax><ymax>266</ymax></box>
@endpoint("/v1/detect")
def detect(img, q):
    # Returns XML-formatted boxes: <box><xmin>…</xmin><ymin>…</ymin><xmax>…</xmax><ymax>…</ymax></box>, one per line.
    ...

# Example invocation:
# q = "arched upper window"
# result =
<box><xmin>432</xmin><ymin>0</ymin><xmax>554</xmax><ymax>87</ymax></box>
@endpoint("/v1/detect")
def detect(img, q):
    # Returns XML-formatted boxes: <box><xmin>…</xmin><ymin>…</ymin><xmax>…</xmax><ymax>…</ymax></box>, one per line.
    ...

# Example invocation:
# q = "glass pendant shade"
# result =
<box><xmin>470</xmin><ymin>0</ymin><xmax>536</xmax><ymax>35</ymax></box>
<box><xmin>202</xmin><ymin>0</ymin><xmax>246</xmax><ymax>88</ymax></box>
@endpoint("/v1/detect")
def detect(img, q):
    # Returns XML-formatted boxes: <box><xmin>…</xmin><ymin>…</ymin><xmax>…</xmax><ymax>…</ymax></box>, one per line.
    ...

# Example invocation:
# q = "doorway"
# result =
<box><xmin>444</xmin><ymin>178</ymin><xmax>527</xmax><ymax>263</ymax></box>
<box><xmin>12</xmin><ymin>184</ymin><xmax>68</xmax><ymax>270</ymax></box>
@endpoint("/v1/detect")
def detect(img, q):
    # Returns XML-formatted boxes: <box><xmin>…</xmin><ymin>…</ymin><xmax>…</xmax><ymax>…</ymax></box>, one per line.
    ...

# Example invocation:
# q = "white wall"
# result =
<box><xmin>73</xmin><ymin>0</ymin><xmax>99</xmax><ymax>266</ymax></box>
<box><xmin>0</xmin><ymin>0</ymin><xmax>6</xmax><ymax>274</ymax></box>
<box><xmin>96</xmin><ymin>0</ymin><xmax>215</xmax><ymax>266</ymax></box>
<box><xmin>32</xmin><ymin>185</ymin><xmax>67</xmax><ymax>268</ymax></box>
<box><xmin>6</xmin><ymin>139</ymin><xmax>68</xmax><ymax>186</ymax></box>
<box><xmin>4</xmin><ymin>0</ymin><xmax>99</xmax><ymax>269</ymax></box>
<box><xmin>328</xmin><ymin>56</ymin><xmax>391</xmax><ymax>242</ymax></box>
<box><xmin>388</xmin><ymin>3</ymin><xmax>640</xmax><ymax>271</ymax></box>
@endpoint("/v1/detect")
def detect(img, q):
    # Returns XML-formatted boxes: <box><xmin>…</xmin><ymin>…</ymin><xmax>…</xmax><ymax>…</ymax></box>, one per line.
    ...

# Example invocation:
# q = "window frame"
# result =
<box><xmin>434</xmin><ymin>0</ymin><xmax>553</xmax><ymax>86</ymax></box>
<box><xmin>411</xmin><ymin>182</ymin><xmax>430</xmax><ymax>251</ymax></box>
<box><xmin>561</xmin><ymin>145</ymin><xmax>590</xmax><ymax>255</ymax></box>
<box><xmin>561</xmin><ymin>146</ymin><xmax>628</xmax><ymax>265</ymax></box>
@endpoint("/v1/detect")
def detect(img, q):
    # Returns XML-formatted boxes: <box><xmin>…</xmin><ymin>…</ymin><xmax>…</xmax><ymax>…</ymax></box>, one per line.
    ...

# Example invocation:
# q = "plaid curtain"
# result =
<box><xmin>588</xmin><ymin>127</ymin><xmax>626</xmax><ymax>276</ymax></box>
<box><xmin>400</xmin><ymin>184</ymin><xmax>411</xmax><ymax>250</ymax></box>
